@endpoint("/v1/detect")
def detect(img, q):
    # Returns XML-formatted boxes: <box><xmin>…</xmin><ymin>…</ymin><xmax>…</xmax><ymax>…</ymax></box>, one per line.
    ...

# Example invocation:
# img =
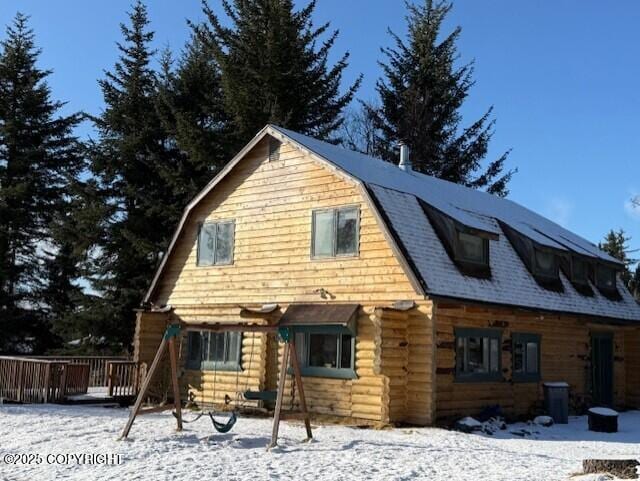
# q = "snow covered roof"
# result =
<box><xmin>145</xmin><ymin>124</ymin><xmax>640</xmax><ymax>322</ymax></box>
<box><xmin>271</xmin><ymin>126</ymin><xmax>640</xmax><ymax>322</ymax></box>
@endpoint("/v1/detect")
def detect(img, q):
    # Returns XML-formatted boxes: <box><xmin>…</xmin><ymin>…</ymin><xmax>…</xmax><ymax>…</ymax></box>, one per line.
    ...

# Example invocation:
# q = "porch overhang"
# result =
<box><xmin>278</xmin><ymin>304</ymin><xmax>360</xmax><ymax>333</ymax></box>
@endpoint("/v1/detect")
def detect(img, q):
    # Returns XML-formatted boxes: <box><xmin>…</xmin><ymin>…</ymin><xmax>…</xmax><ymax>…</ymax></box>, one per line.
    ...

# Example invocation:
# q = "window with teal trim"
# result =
<box><xmin>455</xmin><ymin>328</ymin><xmax>502</xmax><ymax>382</ymax></box>
<box><xmin>512</xmin><ymin>333</ymin><xmax>540</xmax><ymax>382</ymax></box>
<box><xmin>186</xmin><ymin>331</ymin><xmax>242</xmax><ymax>371</ymax></box>
<box><xmin>294</xmin><ymin>327</ymin><xmax>356</xmax><ymax>379</ymax></box>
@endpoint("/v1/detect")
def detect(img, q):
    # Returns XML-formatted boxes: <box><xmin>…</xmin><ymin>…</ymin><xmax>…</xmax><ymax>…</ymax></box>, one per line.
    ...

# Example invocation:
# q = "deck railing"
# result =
<box><xmin>64</xmin><ymin>364</ymin><xmax>91</xmax><ymax>396</ymax></box>
<box><xmin>29</xmin><ymin>356</ymin><xmax>129</xmax><ymax>387</ymax></box>
<box><xmin>0</xmin><ymin>357</ymin><xmax>89</xmax><ymax>403</ymax></box>
<box><xmin>107</xmin><ymin>361</ymin><xmax>145</xmax><ymax>398</ymax></box>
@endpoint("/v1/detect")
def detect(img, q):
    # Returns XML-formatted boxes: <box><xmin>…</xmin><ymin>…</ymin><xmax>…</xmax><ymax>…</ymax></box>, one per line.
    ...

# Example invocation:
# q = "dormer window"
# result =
<box><xmin>455</xmin><ymin>230</ymin><xmax>489</xmax><ymax>266</ymax></box>
<box><xmin>418</xmin><ymin>199</ymin><xmax>493</xmax><ymax>279</ymax></box>
<box><xmin>596</xmin><ymin>265</ymin><xmax>617</xmax><ymax>291</ymax></box>
<box><xmin>533</xmin><ymin>249</ymin><xmax>558</xmax><ymax>279</ymax></box>
<box><xmin>571</xmin><ymin>256</ymin><xmax>589</xmax><ymax>285</ymax></box>
<box><xmin>499</xmin><ymin>221</ymin><xmax>563</xmax><ymax>292</ymax></box>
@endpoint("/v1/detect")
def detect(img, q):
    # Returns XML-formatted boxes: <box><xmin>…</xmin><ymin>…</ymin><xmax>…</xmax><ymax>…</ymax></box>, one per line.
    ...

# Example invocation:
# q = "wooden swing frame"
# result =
<box><xmin>120</xmin><ymin>321</ymin><xmax>312</xmax><ymax>450</ymax></box>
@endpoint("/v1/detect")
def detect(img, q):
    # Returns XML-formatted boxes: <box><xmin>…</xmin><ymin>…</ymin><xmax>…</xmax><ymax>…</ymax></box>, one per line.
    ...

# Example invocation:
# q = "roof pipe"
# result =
<box><xmin>398</xmin><ymin>142</ymin><xmax>412</xmax><ymax>173</ymax></box>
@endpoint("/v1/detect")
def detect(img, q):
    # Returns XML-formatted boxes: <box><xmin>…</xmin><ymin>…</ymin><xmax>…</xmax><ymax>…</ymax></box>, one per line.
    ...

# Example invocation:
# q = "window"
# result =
<box><xmin>512</xmin><ymin>333</ymin><xmax>540</xmax><ymax>382</ymax></box>
<box><xmin>596</xmin><ymin>265</ymin><xmax>617</xmax><ymax>291</ymax></box>
<box><xmin>268</xmin><ymin>137</ymin><xmax>281</xmax><ymax>161</ymax></box>
<box><xmin>294</xmin><ymin>329</ymin><xmax>356</xmax><ymax>379</ymax></box>
<box><xmin>571</xmin><ymin>256</ymin><xmax>589</xmax><ymax>284</ymax></box>
<box><xmin>455</xmin><ymin>328</ymin><xmax>502</xmax><ymax>382</ymax></box>
<box><xmin>311</xmin><ymin>206</ymin><xmax>359</xmax><ymax>258</ymax></box>
<box><xmin>456</xmin><ymin>230</ymin><xmax>489</xmax><ymax>266</ymax></box>
<box><xmin>419</xmin><ymin>199</ymin><xmax>492</xmax><ymax>278</ymax></box>
<box><xmin>186</xmin><ymin>331</ymin><xmax>242</xmax><ymax>371</ymax></box>
<box><xmin>533</xmin><ymin>249</ymin><xmax>557</xmax><ymax>278</ymax></box>
<box><xmin>197</xmin><ymin>221</ymin><xmax>235</xmax><ymax>266</ymax></box>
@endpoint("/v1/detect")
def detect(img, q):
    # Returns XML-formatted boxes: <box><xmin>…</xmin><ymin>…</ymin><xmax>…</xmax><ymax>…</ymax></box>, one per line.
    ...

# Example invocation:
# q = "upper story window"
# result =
<box><xmin>311</xmin><ymin>206</ymin><xmax>359</xmax><ymax>258</ymax></box>
<box><xmin>186</xmin><ymin>331</ymin><xmax>242</xmax><ymax>371</ymax></box>
<box><xmin>197</xmin><ymin>220</ymin><xmax>235</xmax><ymax>266</ymax></box>
<box><xmin>418</xmin><ymin>200</ymin><xmax>492</xmax><ymax>278</ymax></box>
<box><xmin>571</xmin><ymin>256</ymin><xmax>589</xmax><ymax>285</ymax></box>
<box><xmin>533</xmin><ymin>248</ymin><xmax>558</xmax><ymax>279</ymax></box>
<box><xmin>499</xmin><ymin>221</ymin><xmax>563</xmax><ymax>292</ymax></box>
<box><xmin>455</xmin><ymin>230</ymin><xmax>489</xmax><ymax>266</ymax></box>
<box><xmin>596</xmin><ymin>264</ymin><xmax>617</xmax><ymax>291</ymax></box>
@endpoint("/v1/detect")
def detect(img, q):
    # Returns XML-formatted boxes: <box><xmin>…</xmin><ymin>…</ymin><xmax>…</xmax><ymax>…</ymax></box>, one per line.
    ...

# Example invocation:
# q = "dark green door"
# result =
<box><xmin>591</xmin><ymin>332</ymin><xmax>614</xmax><ymax>406</ymax></box>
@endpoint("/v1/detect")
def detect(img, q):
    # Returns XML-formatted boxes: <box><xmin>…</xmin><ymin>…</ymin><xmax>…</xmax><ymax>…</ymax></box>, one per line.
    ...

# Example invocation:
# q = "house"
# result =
<box><xmin>134</xmin><ymin>124</ymin><xmax>640</xmax><ymax>426</ymax></box>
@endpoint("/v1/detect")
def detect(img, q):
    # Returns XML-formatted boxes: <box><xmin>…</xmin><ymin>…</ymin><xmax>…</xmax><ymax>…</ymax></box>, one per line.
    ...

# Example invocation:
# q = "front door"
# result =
<box><xmin>591</xmin><ymin>332</ymin><xmax>614</xmax><ymax>406</ymax></box>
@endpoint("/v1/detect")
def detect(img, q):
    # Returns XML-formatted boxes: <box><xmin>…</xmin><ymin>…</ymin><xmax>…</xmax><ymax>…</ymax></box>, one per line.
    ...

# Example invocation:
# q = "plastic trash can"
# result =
<box><xmin>543</xmin><ymin>382</ymin><xmax>569</xmax><ymax>424</ymax></box>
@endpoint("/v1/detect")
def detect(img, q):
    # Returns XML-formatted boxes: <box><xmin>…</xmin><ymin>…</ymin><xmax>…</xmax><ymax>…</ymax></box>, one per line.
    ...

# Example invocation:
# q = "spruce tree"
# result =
<box><xmin>196</xmin><ymin>0</ymin><xmax>361</xmax><ymax>146</ymax></box>
<box><xmin>599</xmin><ymin>229</ymin><xmax>637</xmax><ymax>289</ymax></box>
<box><xmin>157</xmin><ymin>35</ymin><xmax>233</xmax><ymax>196</ymax></box>
<box><xmin>88</xmin><ymin>2</ymin><xmax>179</xmax><ymax>347</ymax></box>
<box><xmin>41</xmin><ymin>176</ymin><xmax>94</xmax><ymax>346</ymax></box>
<box><xmin>0</xmin><ymin>13</ymin><xmax>83</xmax><ymax>353</ymax></box>
<box><xmin>630</xmin><ymin>266</ymin><xmax>640</xmax><ymax>300</ymax></box>
<box><xmin>366</xmin><ymin>0</ymin><xmax>514</xmax><ymax>196</ymax></box>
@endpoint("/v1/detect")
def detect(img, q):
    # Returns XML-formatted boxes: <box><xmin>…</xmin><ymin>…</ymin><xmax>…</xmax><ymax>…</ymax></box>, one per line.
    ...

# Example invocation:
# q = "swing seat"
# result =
<box><xmin>244</xmin><ymin>390</ymin><xmax>277</xmax><ymax>402</ymax></box>
<box><xmin>209</xmin><ymin>411</ymin><xmax>237</xmax><ymax>434</ymax></box>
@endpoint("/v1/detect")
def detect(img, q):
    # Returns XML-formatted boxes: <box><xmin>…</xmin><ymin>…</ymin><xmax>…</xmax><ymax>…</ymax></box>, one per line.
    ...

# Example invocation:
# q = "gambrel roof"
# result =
<box><xmin>146</xmin><ymin>125</ymin><xmax>640</xmax><ymax>322</ymax></box>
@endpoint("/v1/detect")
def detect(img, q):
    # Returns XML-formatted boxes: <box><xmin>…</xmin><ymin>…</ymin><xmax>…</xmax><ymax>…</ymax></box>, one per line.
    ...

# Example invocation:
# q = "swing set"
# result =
<box><xmin>120</xmin><ymin>321</ymin><xmax>312</xmax><ymax>450</ymax></box>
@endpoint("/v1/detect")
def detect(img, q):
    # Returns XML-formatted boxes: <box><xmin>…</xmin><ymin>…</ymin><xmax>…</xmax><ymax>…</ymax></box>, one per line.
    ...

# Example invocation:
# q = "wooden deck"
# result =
<box><xmin>0</xmin><ymin>356</ymin><xmax>144</xmax><ymax>405</ymax></box>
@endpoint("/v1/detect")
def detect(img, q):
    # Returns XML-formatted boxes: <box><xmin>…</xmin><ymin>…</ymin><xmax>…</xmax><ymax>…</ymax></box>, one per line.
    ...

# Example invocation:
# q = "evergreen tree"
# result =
<box><xmin>156</xmin><ymin>35</ymin><xmax>233</xmax><ymax>196</ymax></box>
<box><xmin>599</xmin><ymin>229</ymin><xmax>637</xmax><ymax>289</ymax></box>
<box><xmin>366</xmin><ymin>0</ymin><xmax>514</xmax><ymax>196</ymax></box>
<box><xmin>629</xmin><ymin>266</ymin><xmax>640</xmax><ymax>300</ymax></box>
<box><xmin>41</xmin><ymin>176</ymin><xmax>93</xmax><ymax>345</ymax></box>
<box><xmin>195</xmin><ymin>0</ymin><xmax>361</xmax><ymax>146</ymax></box>
<box><xmin>0</xmin><ymin>13</ymin><xmax>83</xmax><ymax>353</ymax></box>
<box><xmin>88</xmin><ymin>2</ymin><xmax>179</xmax><ymax>347</ymax></box>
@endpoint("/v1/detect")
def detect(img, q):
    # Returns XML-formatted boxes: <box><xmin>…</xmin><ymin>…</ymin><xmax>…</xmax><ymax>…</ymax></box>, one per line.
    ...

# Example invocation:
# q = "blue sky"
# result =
<box><xmin>1</xmin><ymin>1</ymin><xmax>639</xmax><ymax>252</ymax></box>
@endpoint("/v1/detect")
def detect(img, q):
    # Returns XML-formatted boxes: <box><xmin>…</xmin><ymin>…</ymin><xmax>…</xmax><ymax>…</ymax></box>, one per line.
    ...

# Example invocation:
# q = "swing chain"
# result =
<box><xmin>289</xmin><ymin>346</ymin><xmax>296</xmax><ymax>410</ymax></box>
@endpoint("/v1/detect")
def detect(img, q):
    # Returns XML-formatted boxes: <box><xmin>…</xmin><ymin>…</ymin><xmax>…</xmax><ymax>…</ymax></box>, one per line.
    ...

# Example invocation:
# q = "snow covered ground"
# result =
<box><xmin>1</xmin><ymin>404</ymin><xmax>639</xmax><ymax>481</ymax></box>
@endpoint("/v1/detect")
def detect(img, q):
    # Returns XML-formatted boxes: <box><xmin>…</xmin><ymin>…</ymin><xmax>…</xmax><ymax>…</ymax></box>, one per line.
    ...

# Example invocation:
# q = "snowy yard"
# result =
<box><xmin>1</xmin><ymin>405</ymin><xmax>639</xmax><ymax>481</ymax></box>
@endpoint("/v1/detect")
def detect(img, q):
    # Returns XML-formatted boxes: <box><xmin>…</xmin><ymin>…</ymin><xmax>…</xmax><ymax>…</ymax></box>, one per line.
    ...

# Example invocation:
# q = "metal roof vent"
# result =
<box><xmin>398</xmin><ymin>142</ymin><xmax>412</xmax><ymax>173</ymax></box>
